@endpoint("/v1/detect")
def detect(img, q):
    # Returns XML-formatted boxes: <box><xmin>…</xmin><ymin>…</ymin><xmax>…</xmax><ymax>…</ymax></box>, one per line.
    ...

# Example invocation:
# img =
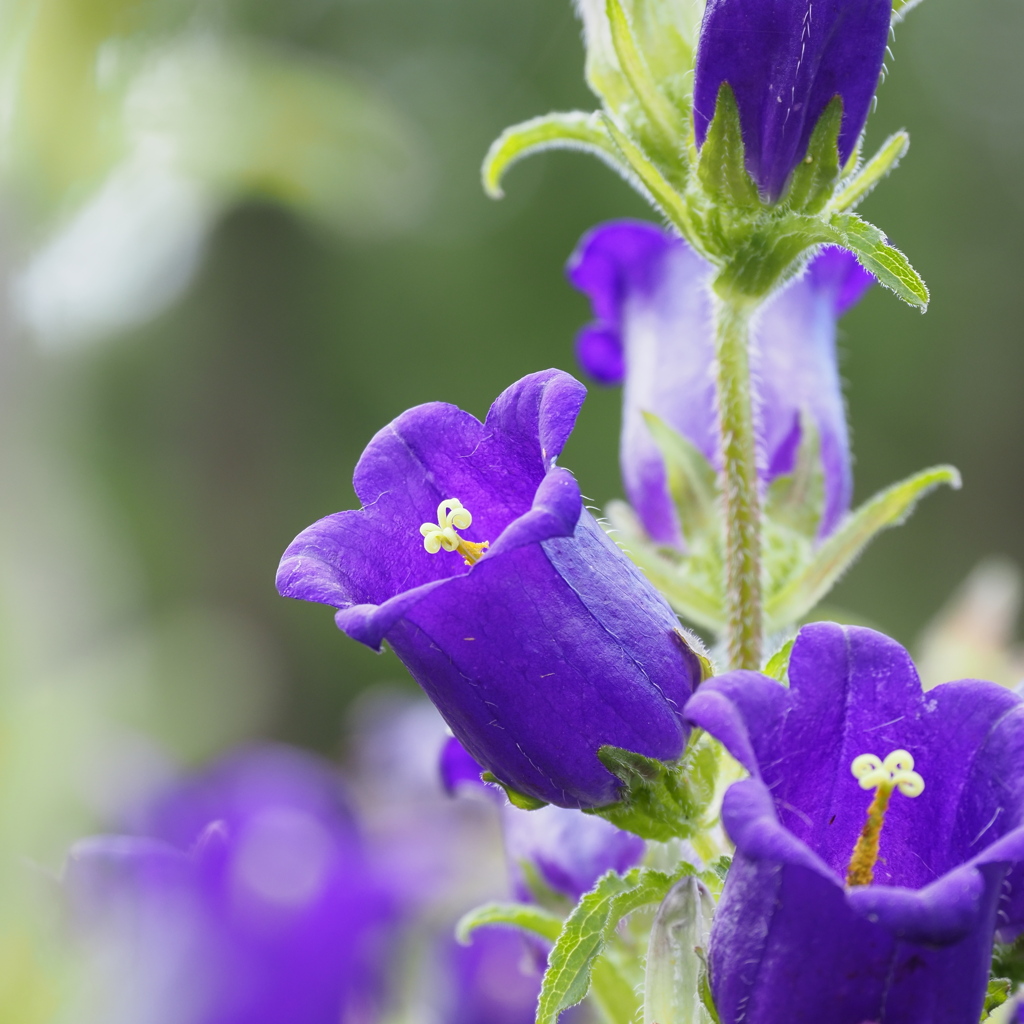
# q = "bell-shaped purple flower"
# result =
<box><xmin>441</xmin><ymin>735</ymin><xmax>645</xmax><ymax>902</ymax></box>
<box><xmin>693</xmin><ymin>0</ymin><xmax>893</xmax><ymax>200</ymax></box>
<box><xmin>65</xmin><ymin>746</ymin><xmax>395</xmax><ymax>1024</ymax></box>
<box><xmin>569</xmin><ymin>222</ymin><xmax>872</xmax><ymax>546</ymax></box>
<box><xmin>277</xmin><ymin>370</ymin><xmax>700</xmax><ymax>809</ymax></box>
<box><xmin>684</xmin><ymin>622</ymin><xmax>1024</xmax><ymax>1024</ymax></box>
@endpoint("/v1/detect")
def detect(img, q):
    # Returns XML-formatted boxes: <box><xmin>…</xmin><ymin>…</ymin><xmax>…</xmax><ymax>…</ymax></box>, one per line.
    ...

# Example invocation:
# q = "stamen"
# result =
<box><xmin>419</xmin><ymin>498</ymin><xmax>490</xmax><ymax>566</ymax></box>
<box><xmin>845</xmin><ymin>749</ymin><xmax>924</xmax><ymax>887</ymax></box>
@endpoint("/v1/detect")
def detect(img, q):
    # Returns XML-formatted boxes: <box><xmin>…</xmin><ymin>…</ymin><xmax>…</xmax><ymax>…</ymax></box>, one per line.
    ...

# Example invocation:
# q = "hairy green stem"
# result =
<box><xmin>713</xmin><ymin>295</ymin><xmax>762</xmax><ymax>670</ymax></box>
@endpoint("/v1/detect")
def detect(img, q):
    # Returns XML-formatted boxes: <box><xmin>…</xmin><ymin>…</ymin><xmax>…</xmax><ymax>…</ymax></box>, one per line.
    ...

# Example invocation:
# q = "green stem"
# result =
<box><xmin>713</xmin><ymin>294</ymin><xmax>762</xmax><ymax>670</ymax></box>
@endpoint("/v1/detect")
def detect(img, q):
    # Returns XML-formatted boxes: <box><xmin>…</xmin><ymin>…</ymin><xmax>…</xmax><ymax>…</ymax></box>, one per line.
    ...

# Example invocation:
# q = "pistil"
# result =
<box><xmin>844</xmin><ymin>749</ymin><xmax>924</xmax><ymax>887</ymax></box>
<box><xmin>419</xmin><ymin>499</ymin><xmax>490</xmax><ymax>566</ymax></box>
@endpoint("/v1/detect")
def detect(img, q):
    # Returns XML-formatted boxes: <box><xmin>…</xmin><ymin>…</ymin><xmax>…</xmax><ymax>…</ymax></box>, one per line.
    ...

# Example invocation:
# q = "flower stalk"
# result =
<box><xmin>713</xmin><ymin>291</ymin><xmax>762</xmax><ymax>670</ymax></box>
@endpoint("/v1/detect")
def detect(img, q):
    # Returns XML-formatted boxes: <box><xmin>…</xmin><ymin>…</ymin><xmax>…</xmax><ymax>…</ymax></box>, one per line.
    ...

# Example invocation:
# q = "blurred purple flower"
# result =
<box><xmin>444</xmin><ymin>928</ymin><xmax>542</xmax><ymax>1024</ymax></box>
<box><xmin>441</xmin><ymin>735</ymin><xmax>645</xmax><ymax>903</ymax></box>
<box><xmin>693</xmin><ymin>0</ymin><xmax>892</xmax><ymax>200</ymax></box>
<box><xmin>684</xmin><ymin>622</ymin><xmax>1024</xmax><ymax>1024</ymax></box>
<box><xmin>569</xmin><ymin>222</ymin><xmax>872</xmax><ymax>544</ymax></box>
<box><xmin>65</xmin><ymin>746</ymin><xmax>394</xmax><ymax>1024</ymax></box>
<box><xmin>277</xmin><ymin>369</ymin><xmax>700</xmax><ymax>809</ymax></box>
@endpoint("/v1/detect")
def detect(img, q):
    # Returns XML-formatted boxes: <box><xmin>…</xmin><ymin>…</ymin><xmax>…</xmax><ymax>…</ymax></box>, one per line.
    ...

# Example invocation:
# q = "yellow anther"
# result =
<box><xmin>845</xmin><ymin>749</ymin><xmax>925</xmax><ymax>887</ymax></box>
<box><xmin>419</xmin><ymin>498</ymin><xmax>490</xmax><ymax>566</ymax></box>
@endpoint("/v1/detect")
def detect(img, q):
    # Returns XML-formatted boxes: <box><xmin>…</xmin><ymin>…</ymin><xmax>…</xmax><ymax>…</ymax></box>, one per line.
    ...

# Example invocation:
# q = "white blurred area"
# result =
<box><xmin>9</xmin><ymin>34</ymin><xmax>423</xmax><ymax>349</ymax></box>
<box><xmin>916</xmin><ymin>557</ymin><xmax>1024</xmax><ymax>692</ymax></box>
<box><xmin>16</xmin><ymin>159</ymin><xmax>211</xmax><ymax>349</ymax></box>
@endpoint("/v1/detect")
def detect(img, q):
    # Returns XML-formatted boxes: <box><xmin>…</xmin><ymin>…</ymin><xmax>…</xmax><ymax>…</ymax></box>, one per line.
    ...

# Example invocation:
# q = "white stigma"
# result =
<box><xmin>420</xmin><ymin>499</ymin><xmax>474</xmax><ymax>554</ymax></box>
<box><xmin>850</xmin><ymin>749</ymin><xmax>925</xmax><ymax>798</ymax></box>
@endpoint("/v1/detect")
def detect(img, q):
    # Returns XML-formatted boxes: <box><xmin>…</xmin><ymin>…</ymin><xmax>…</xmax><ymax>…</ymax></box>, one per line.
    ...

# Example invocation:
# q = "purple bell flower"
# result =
<box><xmin>277</xmin><ymin>370</ymin><xmax>701</xmax><ymax>809</ymax></box>
<box><xmin>64</xmin><ymin>746</ymin><xmax>395</xmax><ymax>1024</ymax></box>
<box><xmin>684</xmin><ymin>622</ymin><xmax>1024</xmax><ymax>1024</ymax></box>
<box><xmin>693</xmin><ymin>0</ymin><xmax>893</xmax><ymax>200</ymax></box>
<box><xmin>569</xmin><ymin>222</ymin><xmax>873</xmax><ymax>545</ymax></box>
<box><xmin>441</xmin><ymin>735</ymin><xmax>645</xmax><ymax>903</ymax></box>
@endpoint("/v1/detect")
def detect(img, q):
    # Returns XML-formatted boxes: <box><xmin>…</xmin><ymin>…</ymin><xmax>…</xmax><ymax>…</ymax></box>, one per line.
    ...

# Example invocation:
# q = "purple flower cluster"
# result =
<box><xmin>65</xmin><ymin>747</ymin><xmax>394</xmax><ymax>1024</ymax></box>
<box><xmin>64</xmin><ymin>736</ymin><xmax>551</xmax><ymax>1024</ymax></box>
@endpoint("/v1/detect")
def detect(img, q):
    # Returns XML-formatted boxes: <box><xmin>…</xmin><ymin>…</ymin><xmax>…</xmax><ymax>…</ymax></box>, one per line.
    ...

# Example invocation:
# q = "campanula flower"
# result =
<box><xmin>684</xmin><ymin>622</ymin><xmax>1024</xmax><ymax>1024</ymax></box>
<box><xmin>441</xmin><ymin>735</ymin><xmax>645</xmax><ymax>902</ymax></box>
<box><xmin>277</xmin><ymin>370</ymin><xmax>701</xmax><ymax>809</ymax></box>
<box><xmin>64</xmin><ymin>746</ymin><xmax>395</xmax><ymax>1024</ymax></box>
<box><xmin>693</xmin><ymin>0</ymin><xmax>893</xmax><ymax>200</ymax></box>
<box><xmin>569</xmin><ymin>222</ymin><xmax>872</xmax><ymax>545</ymax></box>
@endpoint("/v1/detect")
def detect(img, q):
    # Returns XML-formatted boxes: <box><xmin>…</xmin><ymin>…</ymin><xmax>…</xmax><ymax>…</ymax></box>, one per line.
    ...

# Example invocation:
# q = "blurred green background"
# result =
<box><xmin>1</xmin><ymin>0</ymin><xmax>1022</xmax><ymax>877</ymax></box>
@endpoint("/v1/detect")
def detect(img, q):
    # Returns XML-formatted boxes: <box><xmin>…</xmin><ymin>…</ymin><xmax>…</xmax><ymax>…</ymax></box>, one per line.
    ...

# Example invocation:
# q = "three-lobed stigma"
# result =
<box><xmin>845</xmin><ymin>749</ymin><xmax>924</xmax><ymax>887</ymax></box>
<box><xmin>850</xmin><ymin>749</ymin><xmax>925</xmax><ymax>797</ymax></box>
<box><xmin>420</xmin><ymin>499</ymin><xmax>490</xmax><ymax>566</ymax></box>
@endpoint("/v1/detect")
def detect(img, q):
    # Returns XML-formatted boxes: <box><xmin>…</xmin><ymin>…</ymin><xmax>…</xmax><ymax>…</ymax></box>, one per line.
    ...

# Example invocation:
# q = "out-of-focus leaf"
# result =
<box><xmin>765</xmin><ymin>465</ymin><xmax>961</xmax><ymax>630</ymax></box>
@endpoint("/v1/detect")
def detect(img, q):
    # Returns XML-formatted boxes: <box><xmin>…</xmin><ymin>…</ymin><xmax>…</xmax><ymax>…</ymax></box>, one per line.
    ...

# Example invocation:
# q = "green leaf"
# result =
<box><xmin>764</xmin><ymin>639</ymin><xmax>794</xmax><ymax>682</ymax></box>
<box><xmin>605</xmin><ymin>0</ymin><xmax>684</xmax><ymax>149</ymax></box>
<box><xmin>697</xmin><ymin>83</ymin><xmax>760</xmax><ymax>210</ymax></box>
<box><xmin>764</xmin><ymin>413</ymin><xmax>825</xmax><ymax>537</ymax></box>
<box><xmin>784</xmin><ymin>96</ymin><xmax>842</xmax><ymax>214</ymax></box>
<box><xmin>482</xmin><ymin>111</ymin><xmax>624</xmax><ymax>199</ymax></box>
<box><xmin>481</xmin><ymin>772</ymin><xmax>548</xmax><ymax>810</ymax></box>
<box><xmin>830</xmin><ymin>131</ymin><xmax>909</xmax><ymax>212</ymax></box>
<box><xmin>589</xmin><ymin>736</ymin><xmax>718</xmax><ymax>841</ymax></box>
<box><xmin>825</xmin><ymin>212</ymin><xmax>929</xmax><ymax>309</ymax></box>
<box><xmin>537</xmin><ymin>865</ymin><xmax>693</xmax><ymax>1024</ymax></box>
<box><xmin>643</xmin><ymin>412</ymin><xmax>721</xmax><ymax>536</ymax></box>
<box><xmin>765</xmin><ymin>465</ymin><xmax>961</xmax><ymax>630</ymax></box>
<box><xmin>455</xmin><ymin>901</ymin><xmax>564</xmax><ymax>945</ymax></box>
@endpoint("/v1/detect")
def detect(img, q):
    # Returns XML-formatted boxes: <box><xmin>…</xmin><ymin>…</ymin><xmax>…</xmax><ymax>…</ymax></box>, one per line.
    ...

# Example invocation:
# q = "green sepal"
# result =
<box><xmin>824</xmin><ymin>212</ymin><xmax>930</xmax><ymax>309</ymax></box>
<box><xmin>765</xmin><ymin>465</ymin><xmax>961</xmax><ymax>631</ymax></box>
<box><xmin>985</xmin><ymin>978</ymin><xmax>1013</xmax><ymax>1017</ymax></box>
<box><xmin>455</xmin><ymin>901</ymin><xmax>564</xmax><ymax>945</ymax></box>
<box><xmin>536</xmin><ymin>864</ymin><xmax>695</xmax><ymax>1024</ymax></box>
<box><xmin>764</xmin><ymin>414</ymin><xmax>825</xmax><ymax>538</ymax></box>
<box><xmin>482</xmin><ymin>111</ymin><xmax>624</xmax><ymax>199</ymax></box>
<box><xmin>604</xmin><ymin>0</ymin><xmax>685</xmax><ymax>160</ymax></box>
<box><xmin>602</xmin><ymin>115</ymin><xmax>705</xmax><ymax>252</ymax></box>
<box><xmin>892</xmin><ymin>0</ymin><xmax>926</xmax><ymax>23</ymax></box>
<box><xmin>764</xmin><ymin>638</ymin><xmax>794</xmax><ymax>682</ymax></box>
<box><xmin>643</xmin><ymin>411</ymin><xmax>722</xmax><ymax>536</ymax></box>
<box><xmin>784</xmin><ymin>96</ymin><xmax>842</xmax><ymax>214</ymax></box>
<box><xmin>697</xmin><ymin>83</ymin><xmax>760</xmax><ymax>211</ymax></box>
<box><xmin>588</xmin><ymin>735</ymin><xmax>718</xmax><ymax>841</ymax></box>
<box><xmin>830</xmin><ymin>131</ymin><xmax>909</xmax><ymax>212</ymax></box>
<box><xmin>713</xmin><ymin>216</ymin><xmax>830</xmax><ymax>301</ymax></box>
<box><xmin>481</xmin><ymin>772</ymin><xmax>548</xmax><ymax>810</ymax></box>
